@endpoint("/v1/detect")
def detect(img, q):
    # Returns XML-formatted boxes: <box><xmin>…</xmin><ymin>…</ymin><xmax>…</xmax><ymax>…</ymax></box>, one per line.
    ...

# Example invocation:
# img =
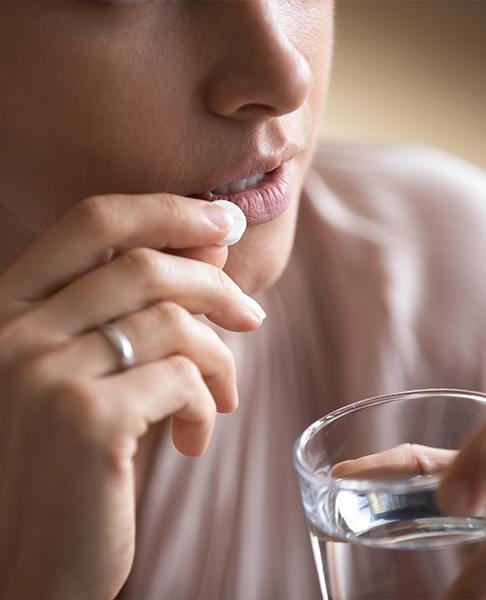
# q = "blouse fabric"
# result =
<box><xmin>118</xmin><ymin>139</ymin><xmax>486</xmax><ymax>599</ymax></box>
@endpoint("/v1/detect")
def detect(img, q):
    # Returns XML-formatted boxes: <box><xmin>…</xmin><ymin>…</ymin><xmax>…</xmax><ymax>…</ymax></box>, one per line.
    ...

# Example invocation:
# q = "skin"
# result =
<box><xmin>0</xmin><ymin>1</ymin><xmax>483</xmax><ymax>598</ymax></box>
<box><xmin>0</xmin><ymin>0</ymin><xmax>333</xmax><ymax>291</ymax></box>
<box><xmin>0</xmin><ymin>1</ymin><xmax>334</xmax><ymax>597</ymax></box>
<box><xmin>334</xmin><ymin>443</ymin><xmax>486</xmax><ymax>599</ymax></box>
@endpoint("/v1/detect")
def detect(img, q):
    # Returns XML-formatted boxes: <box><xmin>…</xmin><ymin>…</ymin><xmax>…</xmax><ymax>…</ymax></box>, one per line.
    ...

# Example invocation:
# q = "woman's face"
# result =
<box><xmin>0</xmin><ymin>0</ymin><xmax>334</xmax><ymax>293</ymax></box>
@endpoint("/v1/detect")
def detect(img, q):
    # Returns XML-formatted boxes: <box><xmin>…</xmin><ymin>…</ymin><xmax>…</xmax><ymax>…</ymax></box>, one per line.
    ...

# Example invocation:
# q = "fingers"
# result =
<box><xmin>50</xmin><ymin>301</ymin><xmax>238</xmax><ymax>413</ymax></box>
<box><xmin>438</xmin><ymin>424</ymin><xmax>486</xmax><ymax>516</ymax></box>
<box><xmin>331</xmin><ymin>443</ymin><xmax>458</xmax><ymax>479</ymax></box>
<box><xmin>97</xmin><ymin>355</ymin><xmax>218</xmax><ymax>457</ymax></box>
<box><xmin>166</xmin><ymin>244</ymin><xmax>228</xmax><ymax>270</ymax></box>
<box><xmin>22</xmin><ymin>249</ymin><xmax>264</xmax><ymax>344</ymax></box>
<box><xmin>0</xmin><ymin>194</ymin><xmax>234</xmax><ymax>303</ymax></box>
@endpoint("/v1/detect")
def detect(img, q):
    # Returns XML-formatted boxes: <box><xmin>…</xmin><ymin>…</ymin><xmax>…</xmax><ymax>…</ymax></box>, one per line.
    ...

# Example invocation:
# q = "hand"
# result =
<box><xmin>331</xmin><ymin>439</ymin><xmax>486</xmax><ymax>599</ymax></box>
<box><xmin>331</xmin><ymin>443</ymin><xmax>457</xmax><ymax>479</ymax></box>
<box><xmin>0</xmin><ymin>192</ymin><xmax>265</xmax><ymax>599</ymax></box>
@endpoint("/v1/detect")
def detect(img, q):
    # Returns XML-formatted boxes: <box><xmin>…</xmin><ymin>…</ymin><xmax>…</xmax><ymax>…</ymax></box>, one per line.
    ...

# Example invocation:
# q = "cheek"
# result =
<box><xmin>1</xmin><ymin>8</ymin><xmax>189</xmax><ymax>191</ymax></box>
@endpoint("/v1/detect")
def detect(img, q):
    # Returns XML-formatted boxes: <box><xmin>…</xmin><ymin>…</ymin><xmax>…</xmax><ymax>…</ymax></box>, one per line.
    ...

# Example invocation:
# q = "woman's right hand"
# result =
<box><xmin>0</xmin><ymin>192</ymin><xmax>265</xmax><ymax>599</ymax></box>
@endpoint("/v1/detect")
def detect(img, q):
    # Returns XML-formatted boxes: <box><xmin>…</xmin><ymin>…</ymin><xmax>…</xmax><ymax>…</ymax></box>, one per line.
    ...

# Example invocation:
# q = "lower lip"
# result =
<box><xmin>209</xmin><ymin>160</ymin><xmax>293</xmax><ymax>226</ymax></box>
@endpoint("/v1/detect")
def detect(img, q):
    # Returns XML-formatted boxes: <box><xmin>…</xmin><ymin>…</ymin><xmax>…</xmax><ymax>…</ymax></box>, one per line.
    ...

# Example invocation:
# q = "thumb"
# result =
<box><xmin>438</xmin><ymin>424</ymin><xmax>486</xmax><ymax>516</ymax></box>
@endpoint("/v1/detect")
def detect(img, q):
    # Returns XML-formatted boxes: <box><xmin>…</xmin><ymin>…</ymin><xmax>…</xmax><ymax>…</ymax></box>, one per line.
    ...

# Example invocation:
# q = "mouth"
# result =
<box><xmin>209</xmin><ymin>170</ymin><xmax>272</xmax><ymax>196</ymax></box>
<box><xmin>189</xmin><ymin>150</ymin><xmax>297</xmax><ymax>226</ymax></box>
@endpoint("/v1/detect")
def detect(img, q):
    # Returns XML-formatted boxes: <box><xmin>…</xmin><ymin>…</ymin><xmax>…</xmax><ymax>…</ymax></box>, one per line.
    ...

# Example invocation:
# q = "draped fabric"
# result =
<box><xmin>117</xmin><ymin>139</ymin><xmax>486</xmax><ymax>599</ymax></box>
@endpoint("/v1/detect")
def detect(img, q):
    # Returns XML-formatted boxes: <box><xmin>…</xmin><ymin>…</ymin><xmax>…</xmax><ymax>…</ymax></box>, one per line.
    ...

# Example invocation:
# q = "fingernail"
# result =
<box><xmin>442</xmin><ymin>480</ymin><xmax>471</xmax><ymax>514</ymax></box>
<box><xmin>203</xmin><ymin>204</ymin><xmax>234</xmax><ymax>230</ymax></box>
<box><xmin>243</xmin><ymin>294</ymin><xmax>267</xmax><ymax>322</ymax></box>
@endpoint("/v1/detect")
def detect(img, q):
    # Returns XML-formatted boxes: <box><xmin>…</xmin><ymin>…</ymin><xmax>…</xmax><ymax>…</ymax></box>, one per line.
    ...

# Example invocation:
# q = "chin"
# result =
<box><xmin>222</xmin><ymin>194</ymin><xmax>300</xmax><ymax>295</ymax></box>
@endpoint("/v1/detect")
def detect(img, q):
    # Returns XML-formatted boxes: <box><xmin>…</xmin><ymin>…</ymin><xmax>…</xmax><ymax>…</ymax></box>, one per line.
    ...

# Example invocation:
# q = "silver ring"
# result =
<box><xmin>98</xmin><ymin>323</ymin><xmax>136</xmax><ymax>370</ymax></box>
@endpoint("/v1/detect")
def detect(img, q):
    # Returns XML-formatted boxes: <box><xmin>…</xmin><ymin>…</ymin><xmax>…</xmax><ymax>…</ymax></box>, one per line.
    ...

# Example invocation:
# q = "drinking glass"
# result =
<box><xmin>293</xmin><ymin>389</ymin><xmax>486</xmax><ymax>599</ymax></box>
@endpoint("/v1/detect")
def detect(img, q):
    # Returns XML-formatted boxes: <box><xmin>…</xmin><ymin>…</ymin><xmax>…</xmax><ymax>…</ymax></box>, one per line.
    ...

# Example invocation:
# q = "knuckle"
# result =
<box><xmin>1</xmin><ymin>351</ymin><xmax>119</xmax><ymax>457</ymax></box>
<box><xmin>48</xmin><ymin>378</ymin><xmax>92</xmax><ymax>408</ymax></box>
<box><xmin>0</xmin><ymin>300</ymin><xmax>73</xmax><ymax>370</ymax></box>
<box><xmin>0</xmin><ymin>312</ymin><xmax>35</xmax><ymax>344</ymax></box>
<box><xmin>205</xmin><ymin>392</ymin><xmax>217</xmax><ymax>418</ymax></box>
<box><xmin>205</xmin><ymin>395</ymin><xmax>217</xmax><ymax>423</ymax></box>
<box><xmin>150</xmin><ymin>301</ymin><xmax>189</xmax><ymax>332</ymax></box>
<box><xmin>18</xmin><ymin>352</ymin><xmax>56</xmax><ymax>387</ymax></box>
<box><xmin>169</xmin><ymin>356</ymin><xmax>215</xmax><ymax>420</ymax></box>
<box><xmin>208</xmin><ymin>332</ymin><xmax>236</xmax><ymax>375</ymax></box>
<box><xmin>168</xmin><ymin>355</ymin><xmax>214</xmax><ymax>415</ymax></box>
<box><xmin>396</xmin><ymin>443</ymin><xmax>413</xmax><ymax>452</ymax></box>
<box><xmin>168</xmin><ymin>354</ymin><xmax>201</xmax><ymax>383</ymax></box>
<box><xmin>185</xmin><ymin>387</ymin><xmax>216</xmax><ymax>424</ymax></box>
<box><xmin>212</xmin><ymin>264</ymin><xmax>232</xmax><ymax>291</ymax></box>
<box><xmin>47</xmin><ymin>381</ymin><xmax>128</xmax><ymax>465</ymax></box>
<box><xmin>103</xmin><ymin>435</ymin><xmax>139</xmax><ymax>477</ymax></box>
<box><xmin>70</xmin><ymin>195</ymin><xmax>118</xmax><ymax>237</ymax></box>
<box><xmin>395</xmin><ymin>443</ymin><xmax>417</xmax><ymax>464</ymax></box>
<box><xmin>155</xmin><ymin>302</ymin><xmax>194</xmax><ymax>346</ymax></box>
<box><xmin>161</xmin><ymin>193</ymin><xmax>186</xmax><ymax>222</ymax></box>
<box><xmin>0</xmin><ymin>316</ymin><xmax>30</xmax><ymax>365</ymax></box>
<box><xmin>220</xmin><ymin>345</ymin><xmax>236</xmax><ymax>376</ymax></box>
<box><xmin>210</xmin><ymin>265</ymin><xmax>243</xmax><ymax>304</ymax></box>
<box><xmin>6</xmin><ymin>359</ymin><xmax>106</xmax><ymax>428</ymax></box>
<box><xmin>119</xmin><ymin>247</ymin><xmax>161</xmax><ymax>280</ymax></box>
<box><xmin>197</xmin><ymin>396</ymin><xmax>216</xmax><ymax>425</ymax></box>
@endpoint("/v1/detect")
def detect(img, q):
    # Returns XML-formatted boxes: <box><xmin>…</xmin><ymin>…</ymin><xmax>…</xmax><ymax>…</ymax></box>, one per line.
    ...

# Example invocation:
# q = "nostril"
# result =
<box><xmin>204</xmin><ymin>36</ymin><xmax>313</xmax><ymax>121</ymax></box>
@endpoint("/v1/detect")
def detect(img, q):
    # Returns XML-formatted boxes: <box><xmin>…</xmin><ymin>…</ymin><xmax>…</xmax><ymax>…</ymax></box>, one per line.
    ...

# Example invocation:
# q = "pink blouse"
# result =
<box><xmin>118</xmin><ymin>138</ymin><xmax>486</xmax><ymax>599</ymax></box>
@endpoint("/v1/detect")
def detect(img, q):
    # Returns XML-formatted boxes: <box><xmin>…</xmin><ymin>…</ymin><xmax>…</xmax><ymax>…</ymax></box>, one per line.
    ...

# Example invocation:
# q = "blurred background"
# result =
<box><xmin>320</xmin><ymin>1</ymin><xmax>486</xmax><ymax>168</ymax></box>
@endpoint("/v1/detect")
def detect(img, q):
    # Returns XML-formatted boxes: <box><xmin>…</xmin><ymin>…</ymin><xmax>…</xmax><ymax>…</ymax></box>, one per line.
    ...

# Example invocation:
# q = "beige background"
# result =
<box><xmin>320</xmin><ymin>1</ymin><xmax>486</xmax><ymax>168</ymax></box>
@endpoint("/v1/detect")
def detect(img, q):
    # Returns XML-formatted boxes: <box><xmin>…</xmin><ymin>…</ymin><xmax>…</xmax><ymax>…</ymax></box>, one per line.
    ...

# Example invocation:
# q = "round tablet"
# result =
<box><xmin>212</xmin><ymin>199</ymin><xmax>247</xmax><ymax>246</ymax></box>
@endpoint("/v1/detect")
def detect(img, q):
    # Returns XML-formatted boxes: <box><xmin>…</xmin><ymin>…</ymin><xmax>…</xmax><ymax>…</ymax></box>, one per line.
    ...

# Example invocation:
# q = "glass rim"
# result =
<box><xmin>293</xmin><ymin>388</ymin><xmax>486</xmax><ymax>493</ymax></box>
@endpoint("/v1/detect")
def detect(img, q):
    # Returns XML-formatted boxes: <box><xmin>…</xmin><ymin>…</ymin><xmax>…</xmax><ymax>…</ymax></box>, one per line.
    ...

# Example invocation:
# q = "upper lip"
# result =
<box><xmin>190</xmin><ymin>145</ymin><xmax>299</xmax><ymax>196</ymax></box>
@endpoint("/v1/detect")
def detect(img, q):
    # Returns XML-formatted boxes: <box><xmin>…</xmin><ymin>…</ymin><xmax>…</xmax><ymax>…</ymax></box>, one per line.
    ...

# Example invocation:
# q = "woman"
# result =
<box><xmin>0</xmin><ymin>1</ymin><xmax>485</xmax><ymax>598</ymax></box>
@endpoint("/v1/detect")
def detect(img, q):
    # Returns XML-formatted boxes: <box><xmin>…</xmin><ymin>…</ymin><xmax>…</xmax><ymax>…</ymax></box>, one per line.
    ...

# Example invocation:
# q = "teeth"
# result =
<box><xmin>211</xmin><ymin>172</ymin><xmax>266</xmax><ymax>195</ymax></box>
<box><xmin>245</xmin><ymin>175</ymin><xmax>258</xmax><ymax>187</ymax></box>
<box><xmin>228</xmin><ymin>178</ymin><xmax>248</xmax><ymax>193</ymax></box>
<box><xmin>212</xmin><ymin>184</ymin><xmax>230</xmax><ymax>194</ymax></box>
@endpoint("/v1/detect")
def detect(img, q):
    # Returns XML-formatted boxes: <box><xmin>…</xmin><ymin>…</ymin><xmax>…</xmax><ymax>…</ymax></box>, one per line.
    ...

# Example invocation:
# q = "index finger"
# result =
<box><xmin>331</xmin><ymin>443</ymin><xmax>458</xmax><ymax>479</ymax></box>
<box><xmin>0</xmin><ymin>193</ymin><xmax>233</xmax><ymax>303</ymax></box>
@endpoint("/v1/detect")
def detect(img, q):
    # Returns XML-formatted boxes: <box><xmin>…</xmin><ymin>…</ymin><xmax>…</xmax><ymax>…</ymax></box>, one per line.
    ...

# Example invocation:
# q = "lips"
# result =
<box><xmin>191</xmin><ymin>149</ymin><xmax>296</xmax><ymax>198</ymax></box>
<box><xmin>191</xmin><ymin>148</ymin><xmax>296</xmax><ymax>226</ymax></box>
<box><xmin>202</xmin><ymin>160</ymin><xmax>294</xmax><ymax>226</ymax></box>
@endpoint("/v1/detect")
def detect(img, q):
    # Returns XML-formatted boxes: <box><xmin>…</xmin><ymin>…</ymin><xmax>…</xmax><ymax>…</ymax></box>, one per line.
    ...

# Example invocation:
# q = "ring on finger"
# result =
<box><xmin>97</xmin><ymin>322</ymin><xmax>136</xmax><ymax>370</ymax></box>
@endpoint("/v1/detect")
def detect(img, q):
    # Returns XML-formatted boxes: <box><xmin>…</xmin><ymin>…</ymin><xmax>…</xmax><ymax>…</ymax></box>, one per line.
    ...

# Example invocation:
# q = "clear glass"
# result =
<box><xmin>293</xmin><ymin>389</ymin><xmax>486</xmax><ymax>600</ymax></box>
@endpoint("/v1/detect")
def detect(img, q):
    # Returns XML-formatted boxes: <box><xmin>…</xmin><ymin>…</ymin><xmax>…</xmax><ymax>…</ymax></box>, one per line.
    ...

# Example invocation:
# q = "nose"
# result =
<box><xmin>204</xmin><ymin>1</ymin><xmax>313</xmax><ymax>122</ymax></box>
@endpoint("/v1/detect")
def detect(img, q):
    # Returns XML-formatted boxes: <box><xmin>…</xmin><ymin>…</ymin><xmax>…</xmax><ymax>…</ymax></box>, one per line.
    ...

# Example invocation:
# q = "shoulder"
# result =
<box><xmin>311</xmin><ymin>137</ymin><xmax>486</xmax><ymax>224</ymax></box>
<box><xmin>307</xmin><ymin>137</ymin><xmax>486</xmax><ymax>259</ymax></box>
<box><xmin>303</xmin><ymin>138</ymin><xmax>486</xmax><ymax>387</ymax></box>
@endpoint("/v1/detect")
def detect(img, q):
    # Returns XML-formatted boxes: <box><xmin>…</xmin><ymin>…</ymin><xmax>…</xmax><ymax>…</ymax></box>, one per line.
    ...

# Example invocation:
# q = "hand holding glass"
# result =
<box><xmin>293</xmin><ymin>389</ymin><xmax>486</xmax><ymax>599</ymax></box>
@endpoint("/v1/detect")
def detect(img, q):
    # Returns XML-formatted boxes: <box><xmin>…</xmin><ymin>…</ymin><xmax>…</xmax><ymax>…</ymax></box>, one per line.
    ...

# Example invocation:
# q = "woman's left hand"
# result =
<box><xmin>332</xmin><ymin>434</ymin><xmax>486</xmax><ymax>599</ymax></box>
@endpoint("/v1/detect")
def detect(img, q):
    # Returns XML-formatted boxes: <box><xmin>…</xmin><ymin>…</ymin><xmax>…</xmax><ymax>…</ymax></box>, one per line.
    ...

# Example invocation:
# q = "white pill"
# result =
<box><xmin>212</xmin><ymin>199</ymin><xmax>247</xmax><ymax>246</ymax></box>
